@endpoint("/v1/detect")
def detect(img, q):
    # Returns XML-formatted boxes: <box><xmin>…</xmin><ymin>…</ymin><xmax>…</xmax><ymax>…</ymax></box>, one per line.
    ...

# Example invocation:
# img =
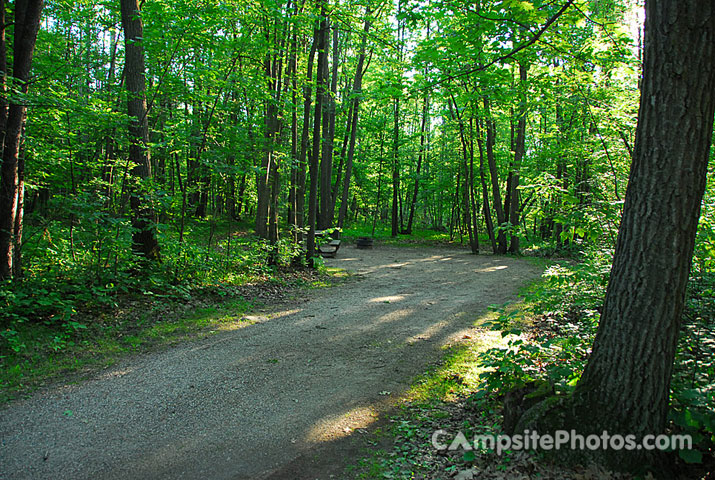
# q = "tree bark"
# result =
<box><xmin>338</xmin><ymin>9</ymin><xmax>371</xmax><ymax>229</ymax></box>
<box><xmin>318</xmin><ymin>23</ymin><xmax>339</xmax><ymax>230</ymax></box>
<box><xmin>306</xmin><ymin>1</ymin><xmax>328</xmax><ymax>266</ymax></box>
<box><xmin>295</xmin><ymin>37</ymin><xmax>317</xmax><ymax>244</ymax></box>
<box><xmin>0</xmin><ymin>0</ymin><xmax>44</xmax><ymax>279</ymax></box>
<box><xmin>508</xmin><ymin>62</ymin><xmax>528</xmax><ymax>253</ymax></box>
<box><xmin>406</xmin><ymin>93</ymin><xmax>428</xmax><ymax>235</ymax></box>
<box><xmin>523</xmin><ymin>0</ymin><xmax>715</xmax><ymax>471</ymax></box>
<box><xmin>483</xmin><ymin>97</ymin><xmax>507</xmax><ymax>253</ymax></box>
<box><xmin>120</xmin><ymin>0</ymin><xmax>161</xmax><ymax>261</ymax></box>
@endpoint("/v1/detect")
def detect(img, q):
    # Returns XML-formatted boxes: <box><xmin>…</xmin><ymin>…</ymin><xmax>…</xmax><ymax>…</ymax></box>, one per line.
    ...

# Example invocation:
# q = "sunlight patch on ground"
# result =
<box><xmin>97</xmin><ymin>368</ymin><xmax>134</xmax><ymax>380</ymax></box>
<box><xmin>404</xmin><ymin>321</ymin><xmax>448</xmax><ymax>345</ymax></box>
<box><xmin>369</xmin><ymin>295</ymin><xmax>406</xmax><ymax>304</ymax></box>
<box><xmin>268</xmin><ymin>308</ymin><xmax>302</xmax><ymax>320</ymax></box>
<box><xmin>473</xmin><ymin>265</ymin><xmax>509</xmax><ymax>273</ymax></box>
<box><xmin>305</xmin><ymin>405</ymin><xmax>381</xmax><ymax>443</ymax></box>
<box><xmin>374</xmin><ymin>307</ymin><xmax>416</xmax><ymax>325</ymax></box>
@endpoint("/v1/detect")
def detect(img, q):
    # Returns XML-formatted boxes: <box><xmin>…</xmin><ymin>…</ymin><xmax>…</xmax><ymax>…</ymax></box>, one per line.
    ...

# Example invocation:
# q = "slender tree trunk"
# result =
<box><xmin>391</xmin><ymin>2</ymin><xmax>403</xmax><ymax>237</ymax></box>
<box><xmin>256</xmin><ymin>23</ymin><xmax>281</xmax><ymax>239</ymax></box>
<box><xmin>371</xmin><ymin>129</ymin><xmax>385</xmax><ymax>236</ymax></box>
<box><xmin>483</xmin><ymin>97</ymin><xmax>507</xmax><ymax>253</ymax></box>
<box><xmin>406</xmin><ymin>93</ymin><xmax>429</xmax><ymax>234</ymax></box>
<box><xmin>449</xmin><ymin>93</ymin><xmax>477</xmax><ymax>253</ymax></box>
<box><xmin>295</xmin><ymin>38</ymin><xmax>317</xmax><ymax>244</ymax></box>
<box><xmin>475</xmin><ymin>113</ymin><xmax>497</xmax><ymax>252</ymax></box>
<box><xmin>0</xmin><ymin>0</ymin><xmax>44</xmax><ymax>280</ymax></box>
<box><xmin>318</xmin><ymin>24</ymin><xmax>339</xmax><ymax>229</ymax></box>
<box><xmin>288</xmin><ymin>16</ymin><xmax>299</xmax><ymax>242</ymax></box>
<box><xmin>391</xmin><ymin>95</ymin><xmax>400</xmax><ymax>237</ymax></box>
<box><xmin>338</xmin><ymin>9</ymin><xmax>371</xmax><ymax>229</ymax></box>
<box><xmin>508</xmin><ymin>63</ymin><xmax>528</xmax><ymax>253</ymax></box>
<box><xmin>307</xmin><ymin>1</ymin><xmax>328</xmax><ymax>266</ymax></box>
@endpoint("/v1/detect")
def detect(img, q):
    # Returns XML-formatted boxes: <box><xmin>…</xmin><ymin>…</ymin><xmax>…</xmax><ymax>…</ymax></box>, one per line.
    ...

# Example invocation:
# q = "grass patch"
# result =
<box><xmin>341</xmin><ymin>225</ymin><xmax>487</xmax><ymax>249</ymax></box>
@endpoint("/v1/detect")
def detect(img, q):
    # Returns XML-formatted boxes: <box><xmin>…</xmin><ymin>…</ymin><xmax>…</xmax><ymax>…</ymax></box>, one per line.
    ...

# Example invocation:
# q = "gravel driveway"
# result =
<box><xmin>0</xmin><ymin>246</ymin><xmax>542</xmax><ymax>479</ymax></box>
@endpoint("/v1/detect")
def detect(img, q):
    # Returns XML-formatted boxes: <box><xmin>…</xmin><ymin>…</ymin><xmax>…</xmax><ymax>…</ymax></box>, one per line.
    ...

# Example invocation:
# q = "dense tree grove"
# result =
<box><xmin>1</xmin><ymin>0</ymin><xmax>714</xmax><ymax>473</ymax></box>
<box><xmin>0</xmin><ymin>0</ymin><xmax>647</xmax><ymax>280</ymax></box>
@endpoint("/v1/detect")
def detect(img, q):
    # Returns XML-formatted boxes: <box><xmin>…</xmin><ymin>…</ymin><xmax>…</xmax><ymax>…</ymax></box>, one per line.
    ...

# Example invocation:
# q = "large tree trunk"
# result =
<box><xmin>0</xmin><ymin>0</ymin><xmax>44</xmax><ymax>280</ymax></box>
<box><xmin>523</xmin><ymin>0</ymin><xmax>715</xmax><ymax>471</ymax></box>
<box><xmin>120</xmin><ymin>0</ymin><xmax>161</xmax><ymax>261</ymax></box>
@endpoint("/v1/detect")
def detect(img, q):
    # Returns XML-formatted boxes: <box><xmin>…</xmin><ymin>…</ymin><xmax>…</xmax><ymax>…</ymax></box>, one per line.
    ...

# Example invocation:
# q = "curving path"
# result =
<box><xmin>0</xmin><ymin>246</ymin><xmax>542</xmax><ymax>479</ymax></box>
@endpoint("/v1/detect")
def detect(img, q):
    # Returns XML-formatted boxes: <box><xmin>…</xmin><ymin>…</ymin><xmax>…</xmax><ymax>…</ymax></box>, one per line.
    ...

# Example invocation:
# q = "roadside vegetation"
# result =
<box><xmin>0</xmin><ymin>219</ymin><xmax>333</xmax><ymax>404</ymax></box>
<box><xmin>347</xmin><ymin>207</ymin><xmax>715</xmax><ymax>479</ymax></box>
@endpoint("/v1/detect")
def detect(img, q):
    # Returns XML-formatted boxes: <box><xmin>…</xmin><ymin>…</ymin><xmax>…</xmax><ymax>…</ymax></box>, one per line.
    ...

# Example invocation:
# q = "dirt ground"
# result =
<box><xmin>0</xmin><ymin>245</ymin><xmax>543</xmax><ymax>479</ymax></box>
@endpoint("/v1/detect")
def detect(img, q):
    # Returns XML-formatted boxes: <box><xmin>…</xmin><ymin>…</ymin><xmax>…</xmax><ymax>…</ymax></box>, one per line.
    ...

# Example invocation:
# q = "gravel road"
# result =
<box><xmin>0</xmin><ymin>246</ymin><xmax>542</xmax><ymax>479</ymax></box>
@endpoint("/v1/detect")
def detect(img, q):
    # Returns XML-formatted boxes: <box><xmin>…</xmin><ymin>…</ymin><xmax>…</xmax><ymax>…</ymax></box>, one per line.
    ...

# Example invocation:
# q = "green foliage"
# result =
<box><xmin>477</xmin><ymin>234</ymin><xmax>715</xmax><ymax>463</ymax></box>
<box><xmin>0</xmin><ymin>215</ymin><xmax>300</xmax><ymax>357</ymax></box>
<box><xmin>478</xmin><ymin>248</ymin><xmax>609</xmax><ymax>396</ymax></box>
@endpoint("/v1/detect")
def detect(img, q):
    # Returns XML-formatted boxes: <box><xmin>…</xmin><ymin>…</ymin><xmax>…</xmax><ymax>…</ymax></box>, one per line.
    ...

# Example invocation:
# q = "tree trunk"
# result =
<box><xmin>524</xmin><ymin>0</ymin><xmax>715</xmax><ymax>471</ymax></box>
<box><xmin>338</xmin><ymin>9</ymin><xmax>371</xmax><ymax>229</ymax></box>
<box><xmin>406</xmin><ymin>93</ymin><xmax>428</xmax><ymax>235</ymax></box>
<box><xmin>508</xmin><ymin>63</ymin><xmax>528</xmax><ymax>253</ymax></box>
<box><xmin>0</xmin><ymin>0</ymin><xmax>44</xmax><ymax>280</ymax></box>
<box><xmin>318</xmin><ymin>23</ymin><xmax>339</xmax><ymax>230</ymax></box>
<box><xmin>475</xmin><ymin>111</ymin><xmax>497</xmax><ymax>253</ymax></box>
<box><xmin>295</xmin><ymin>38</ymin><xmax>317</xmax><ymax>244</ymax></box>
<box><xmin>307</xmin><ymin>1</ymin><xmax>328</xmax><ymax>266</ymax></box>
<box><xmin>483</xmin><ymin>97</ymin><xmax>507</xmax><ymax>253</ymax></box>
<box><xmin>120</xmin><ymin>0</ymin><xmax>161</xmax><ymax>261</ymax></box>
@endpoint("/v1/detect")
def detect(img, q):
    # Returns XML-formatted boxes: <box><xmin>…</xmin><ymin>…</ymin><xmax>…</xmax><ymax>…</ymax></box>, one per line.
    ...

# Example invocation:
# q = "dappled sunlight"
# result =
<box><xmin>373</xmin><ymin>307</ymin><xmax>416</xmax><ymax>325</ymax></box>
<box><xmin>405</xmin><ymin>321</ymin><xmax>448</xmax><ymax>345</ymax></box>
<box><xmin>473</xmin><ymin>264</ymin><xmax>509</xmax><ymax>273</ymax></box>
<box><xmin>267</xmin><ymin>308</ymin><xmax>302</xmax><ymax>320</ymax></box>
<box><xmin>97</xmin><ymin>368</ymin><xmax>135</xmax><ymax>380</ymax></box>
<box><xmin>304</xmin><ymin>405</ymin><xmax>381</xmax><ymax>444</ymax></box>
<box><xmin>369</xmin><ymin>295</ymin><xmax>406</xmax><ymax>304</ymax></box>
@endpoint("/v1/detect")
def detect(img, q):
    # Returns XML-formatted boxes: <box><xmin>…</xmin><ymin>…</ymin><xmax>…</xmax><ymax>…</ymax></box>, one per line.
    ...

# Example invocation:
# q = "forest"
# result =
<box><xmin>0</xmin><ymin>0</ymin><xmax>714</xmax><ymax>477</ymax></box>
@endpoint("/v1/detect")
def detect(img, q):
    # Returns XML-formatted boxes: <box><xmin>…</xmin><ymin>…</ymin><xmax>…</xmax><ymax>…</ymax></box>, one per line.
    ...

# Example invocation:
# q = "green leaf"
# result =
<box><xmin>678</xmin><ymin>448</ymin><xmax>703</xmax><ymax>464</ymax></box>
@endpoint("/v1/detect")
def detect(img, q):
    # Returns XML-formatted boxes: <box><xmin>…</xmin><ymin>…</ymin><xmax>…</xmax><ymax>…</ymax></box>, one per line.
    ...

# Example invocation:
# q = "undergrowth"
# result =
<box><xmin>0</xmin><ymin>217</ymin><xmax>329</xmax><ymax>403</ymax></box>
<box><xmin>351</xmin><ymin>241</ymin><xmax>714</xmax><ymax>478</ymax></box>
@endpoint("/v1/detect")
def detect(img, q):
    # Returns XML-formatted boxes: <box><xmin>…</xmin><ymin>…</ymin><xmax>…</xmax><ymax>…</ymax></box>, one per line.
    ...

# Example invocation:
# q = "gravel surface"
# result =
<box><xmin>0</xmin><ymin>246</ymin><xmax>542</xmax><ymax>479</ymax></box>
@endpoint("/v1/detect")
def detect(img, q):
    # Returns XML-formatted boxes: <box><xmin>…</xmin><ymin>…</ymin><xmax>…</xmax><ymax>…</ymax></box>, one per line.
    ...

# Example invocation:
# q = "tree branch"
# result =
<box><xmin>419</xmin><ymin>0</ymin><xmax>575</xmax><ymax>92</ymax></box>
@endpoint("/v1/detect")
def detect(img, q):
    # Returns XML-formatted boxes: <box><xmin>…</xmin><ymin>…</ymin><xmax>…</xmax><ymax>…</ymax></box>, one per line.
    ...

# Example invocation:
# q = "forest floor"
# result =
<box><xmin>0</xmin><ymin>245</ymin><xmax>543</xmax><ymax>479</ymax></box>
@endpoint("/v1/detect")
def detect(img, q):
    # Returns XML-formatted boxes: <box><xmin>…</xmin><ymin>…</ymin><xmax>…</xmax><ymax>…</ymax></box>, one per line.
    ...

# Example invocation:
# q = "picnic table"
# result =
<box><xmin>315</xmin><ymin>229</ymin><xmax>342</xmax><ymax>257</ymax></box>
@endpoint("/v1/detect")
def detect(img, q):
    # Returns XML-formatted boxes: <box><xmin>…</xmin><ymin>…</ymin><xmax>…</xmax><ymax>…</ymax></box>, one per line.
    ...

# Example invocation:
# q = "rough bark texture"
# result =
<box><xmin>0</xmin><ymin>0</ymin><xmax>43</xmax><ymax>280</ymax></box>
<box><xmin>521</xmin><ymin>0</ymin><xmax>715</xmax><ymax>471</ymax></box>
<box><xmin>120</xmin><ymin>0</ymin><xmax>160</xmax><ymax>261</ymax></box>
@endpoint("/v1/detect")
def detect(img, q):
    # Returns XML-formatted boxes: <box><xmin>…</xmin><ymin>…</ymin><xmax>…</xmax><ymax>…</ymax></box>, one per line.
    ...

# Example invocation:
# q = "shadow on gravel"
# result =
<box><xmin>0</xmin><ymin>247</ymin><xmax>542</xmax><ymax>480</ymax></box>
